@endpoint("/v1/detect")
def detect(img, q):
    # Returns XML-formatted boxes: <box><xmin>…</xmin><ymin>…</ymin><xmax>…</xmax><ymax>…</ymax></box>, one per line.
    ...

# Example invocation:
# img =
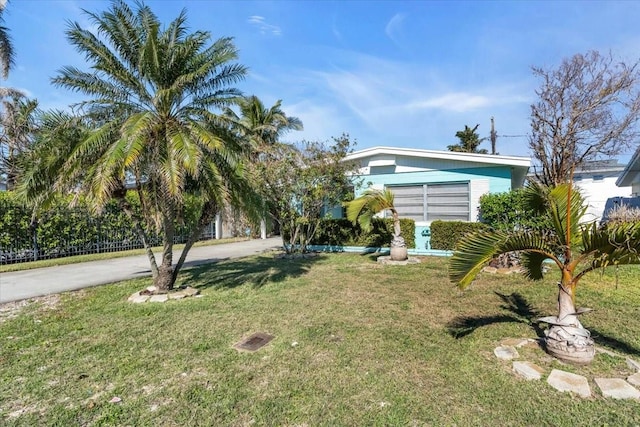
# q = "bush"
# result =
<box><xmin>430</xmin><ymin>220</ymin><xmax>488</xmax><ymax>250</ymax></box>
<box><xmin>479</xmin><ymin>189</ymin><xmax>549</xmax><ymax>231</ymax></box>
<box><xmin>311</xmin><ymin>218</ymin><xmax>415</xmax><ymax>248</ymax></box>
<box><xmin>0</xmin><ymin>191</ymin><xmax>208</xmax><ymax>264</ymax></box>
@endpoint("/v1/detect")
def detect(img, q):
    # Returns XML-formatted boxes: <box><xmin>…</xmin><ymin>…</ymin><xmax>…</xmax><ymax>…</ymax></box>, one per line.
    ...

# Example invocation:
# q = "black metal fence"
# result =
<box><xmin>0</xmin><ymin>205</ymin><xmax>215</xmax><ymax>265</ymax></box>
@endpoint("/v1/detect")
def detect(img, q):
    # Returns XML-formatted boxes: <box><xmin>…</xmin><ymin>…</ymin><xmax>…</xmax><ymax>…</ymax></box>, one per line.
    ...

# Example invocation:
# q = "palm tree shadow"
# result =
<box><xmin>589</xmin><ymin>328</ymin><xmax>640</xmax><ymax>357</ymax></box>
<box><xmin>177</xmin><ymin>253</ymin><xmax>320</xmax><ymax>290</ymax></box>
<box><xmin>447</xmin><ymin>292</ymin><xmax>545</xmax><ymax>339</ymax></box>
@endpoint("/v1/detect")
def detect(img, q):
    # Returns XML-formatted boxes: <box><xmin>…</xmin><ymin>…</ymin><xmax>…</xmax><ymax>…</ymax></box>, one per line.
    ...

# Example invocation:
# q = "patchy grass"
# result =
<box><xmin>1</xmin><ymin>253</ymin><xmax>640</xmax><ymax>425</ymax></box>
<box><xmin>0</xmin><ymin>237</ymin><xmax>248</xmax><ymax>273</ymax></box>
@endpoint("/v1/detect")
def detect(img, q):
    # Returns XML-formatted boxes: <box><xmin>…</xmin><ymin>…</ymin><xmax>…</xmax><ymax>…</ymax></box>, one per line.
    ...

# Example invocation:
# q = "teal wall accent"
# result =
<box><xmin>356</xmin><ymin>166</ymin><xmax>513</xmax><ymax>196</ymax></box>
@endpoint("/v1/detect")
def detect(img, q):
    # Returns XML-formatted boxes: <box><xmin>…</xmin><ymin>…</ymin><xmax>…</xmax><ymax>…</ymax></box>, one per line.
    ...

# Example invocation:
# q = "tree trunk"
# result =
<box><xmin>171</xmin><ymin>201</ymin><xmax>217</xmax><ymax>286</ymax></box>
<box><xmin>543</xmin><ymin>281</ymin><xmax>595</xmax><ymax>364</ymax></box>
<box><xmin>117</xmin><ymin>195</ymin><xmax>159</xmax><ymax>279</ymax></box>
<box><xmin>154</xmin><ymin>215</ymin><xmax>175</xmax><ymax>293</ymax></box>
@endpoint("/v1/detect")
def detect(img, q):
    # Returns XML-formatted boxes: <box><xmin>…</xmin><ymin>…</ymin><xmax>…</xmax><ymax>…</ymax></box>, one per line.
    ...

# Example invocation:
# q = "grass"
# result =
<box><xmin>1</xmin><ymin>253</ymin><xmax>640</xmax><ymax>425</ymax></box>
<box><xmin>0</xmin><ymin>237</ymin><xmax>248</xmax><ymax>273</ymax></box>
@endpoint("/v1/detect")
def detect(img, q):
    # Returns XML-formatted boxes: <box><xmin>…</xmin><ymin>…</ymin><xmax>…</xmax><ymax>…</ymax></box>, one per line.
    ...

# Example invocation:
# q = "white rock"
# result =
<box><xmin>547</xmin><ymin>369</ymin><xmax>591</xmax><ymax>398</ymax></box>
<box><xmin>627</xmin><ymin>358</ymin><xmax>640</xmax><ymax>372</ymax></box>
<box><xmin>494</xmin><ymin>345</ymin><xmax>519</xmax><ymax>360</ymax></box>
<box><xmin>595</xmin><ymin>378</ymin><xmax>640</xmax><ymax>400</ymax></box>
<box><xmin>129</xmin><ymin>294</ymin><xmax>150</xmax><ymax>304</ymax></box>
<box><xmin>149</xmin><ymin>294</ymin><xmax>169</xmax><ymax>303</ymax></box>
<box><xmin>627</xmin><ymin>372</ymin><xmax>640</xmax><ymax>387</ymax></box>
<box><xmin>513</xmin><ymin>361</ymin><xmax>545</xmax><ymax>380</ymax></box>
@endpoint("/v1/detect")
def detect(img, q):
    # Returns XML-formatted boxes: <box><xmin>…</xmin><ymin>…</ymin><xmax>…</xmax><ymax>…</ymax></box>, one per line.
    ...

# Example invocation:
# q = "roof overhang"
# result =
<box><xmin>345</xmin><ymin>146</ymin><xmax>531</xmax><ymax>168</ymax></box>
<box><xmin>616</xmin><ymin>147</ymin><xmax>640</xmax><ymax>187</ymax></box>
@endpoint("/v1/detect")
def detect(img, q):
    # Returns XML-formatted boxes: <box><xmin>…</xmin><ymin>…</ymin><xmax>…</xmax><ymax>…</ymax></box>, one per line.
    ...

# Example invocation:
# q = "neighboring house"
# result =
<box><xmin>572</xmin><ymin>160</ymin><xmax>631</xmax><ymax>223</ymax></box>
<box><xmin>342</xmin><ymin>146</ymin><xmax>531</xmax><ymax>251</ymax></box>
<box><xmin>616</xmin><ymin>147</ymin><xmax>640</xmax><ymax>196</ymax></box>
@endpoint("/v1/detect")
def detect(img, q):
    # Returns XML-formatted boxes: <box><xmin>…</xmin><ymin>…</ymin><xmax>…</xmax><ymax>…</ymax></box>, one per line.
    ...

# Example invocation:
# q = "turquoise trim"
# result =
<box><xmin>306</xmin><ymin>244</ymin><xmax>452</xmax><ymax>257</ymax></box>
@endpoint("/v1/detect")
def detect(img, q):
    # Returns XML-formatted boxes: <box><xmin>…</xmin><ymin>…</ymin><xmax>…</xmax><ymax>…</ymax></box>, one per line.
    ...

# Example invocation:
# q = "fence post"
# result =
<box><xmin>30</xmin><ymin>217</ymin><xmax>39</xmax><ymax>261</ymax></box>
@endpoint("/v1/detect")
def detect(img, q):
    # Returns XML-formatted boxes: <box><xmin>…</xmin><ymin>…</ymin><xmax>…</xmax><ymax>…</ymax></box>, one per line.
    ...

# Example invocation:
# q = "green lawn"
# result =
<box><xmin>1</xmin><ymin>253</ymin><xmax>640</xmax><ymax>425</ymax></box>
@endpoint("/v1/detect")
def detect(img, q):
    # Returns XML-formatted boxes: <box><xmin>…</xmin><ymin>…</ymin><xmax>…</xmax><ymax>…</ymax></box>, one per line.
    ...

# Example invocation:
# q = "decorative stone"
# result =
<box><xmin>627</xmin><ymin>358</ymin><xmax>640</xmax><ymax>372</ymax></box>
<box><xmin>513</xmin><ymin>361</ymin><xmax>545</xmax><ymax>380</ymax></box>
<box><xmin>627</xmin><ymin>373</ymin><xmax>640</xmax><ymax>387</ymax></box>
<box><xmin>183</xmin><ymin>287</ymin><xmax>199</xmax><ymax>297</ymax></box>
<box><xmin>376</xmin><ymin>256</ymin><xmax>421</xmax><ymax>265</ymax></box>
<box><xmin>547</xmin><ymin>369</ymin><xmax>591</xmax><ymax>398</ymax></box>
<box><xmin>482</xmin><ymin>266</ymin><xmax>497</xmax><ymax>274</ymax></box>
<box><xmin>595</xmin><ymin>378</ymin><xmax>640</xmax><ymax>400</ymax></box>
<box><xmin>169</xmin><ymin>291</ymin><xmax>187</xmax><ymax>300</ymax></box>
<box><xmin>494</xmin><ymin>345</ymin><xmax>519</xmax><ymax>360</ymax></box>
<box><xmin>128</xmin><ymin>293</ymin><xmax>150</xmax><ymax>303</ymax></box>
<box><xmin>149</xmin><ymin>294</ymin><xmax>169</xmax><ymax>303</ymax></box>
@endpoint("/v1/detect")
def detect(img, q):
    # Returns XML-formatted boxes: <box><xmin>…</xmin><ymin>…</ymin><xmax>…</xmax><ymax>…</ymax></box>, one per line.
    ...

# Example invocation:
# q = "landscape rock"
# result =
<box><xmin>594</xmin><ymin>378</ymin><xmax>640</xmax><ymax>400</ymax></box>
<box><xmin>183</xmin><ymin>287</ymin><xmax>199</xmax><ymax>297</ymax></box>
<box><xmin>627</xmin><ymin>358</ymin><xmax>640</xmax><ymax>372</ymax></box>
<box><xmin>128</xmin><ymin>292</ymin><xmax>150</xmax><ymax>304</ymax></box>
<box><xmin>149</xmin><ymin>294</ymin><xmax>169</xmax><ymax>303</ymax></box>
<box><xmin>482</xmin><ymin>266</ymin><xmax>497</xmax><ymax>274</ymax></box>
<box><xmin>169</xmin><ymin>291</ymin><xmax>187</xmax><ymax>300</ymax></box>
<box><xmin>513</xmin><ymin>361</ymin><xmax>545</xmax><ymax>380</ymax></box>
<box><xmin>494</xmin><ymin>345</ymin><xmax>519</xmax><ymax>360</ymax></box>
<box><xmin>547</xmin><ymin>369</ymin><xmax>591</xmax><ymax>398</ymax></box>
<box><xmin>627</xmin><ymin>373</ymin><xmax>640</xmax><ymax>387</ymax></box>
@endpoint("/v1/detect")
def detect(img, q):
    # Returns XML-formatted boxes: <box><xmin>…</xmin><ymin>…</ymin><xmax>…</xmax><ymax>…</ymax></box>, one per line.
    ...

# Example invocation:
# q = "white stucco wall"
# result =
<box><xmin>575</xmin><ymin>176</ymin><xmax>631</xmax><ymax>223</ymax></box>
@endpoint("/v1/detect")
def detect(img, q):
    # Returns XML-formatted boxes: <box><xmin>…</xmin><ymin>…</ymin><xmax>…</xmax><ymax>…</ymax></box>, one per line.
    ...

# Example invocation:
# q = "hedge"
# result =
<box><xmin>429</xmin><ymin>220</ymin><xmax>488</xmax><ymax>250</ymax></box>
<box><xmin>0</xmin><ymin>191</ymin><xmax>207</xmax><ymax>264</ymax></box>
<box><xmin>311</xmin><ymin>217</ymin><xmax>416</xmax><ymax>249</ymax></box>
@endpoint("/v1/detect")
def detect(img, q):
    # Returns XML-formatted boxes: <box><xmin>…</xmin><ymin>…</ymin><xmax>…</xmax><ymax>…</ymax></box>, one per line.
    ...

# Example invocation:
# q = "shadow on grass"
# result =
<box><xmin>447</xmin><ymin>292</ymin><xmax>545</xmax><ymax>339</ymax></box>
<box><xmin>590</xmin><ymin>328</ymin><xmax>640</xmax><ymax>357</ymax></box>
<box><xmin>179</xmin><ymin>254</ymin><xmax>321</xmax><ymax>290</ymax></box>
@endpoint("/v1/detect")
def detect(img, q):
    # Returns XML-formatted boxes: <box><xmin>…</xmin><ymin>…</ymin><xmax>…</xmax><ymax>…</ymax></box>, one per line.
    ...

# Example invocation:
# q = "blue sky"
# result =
<box><xmin>5</xmin><ymin>0</ymin><xmax>640</xmax><ymax>157</ymax></box>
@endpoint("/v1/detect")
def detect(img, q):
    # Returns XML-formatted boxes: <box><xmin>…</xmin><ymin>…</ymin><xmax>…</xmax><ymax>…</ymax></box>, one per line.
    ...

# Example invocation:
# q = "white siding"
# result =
<box><xmin>470</xmin><ymin>179</ymin><xmax>490</xmax><ymax>222</ymax></box>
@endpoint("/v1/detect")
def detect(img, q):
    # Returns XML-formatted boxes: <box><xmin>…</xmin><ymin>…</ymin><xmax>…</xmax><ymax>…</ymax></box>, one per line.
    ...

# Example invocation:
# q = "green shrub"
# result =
<box><xmin>311</xmin><ymin>217</ymin><xmax>415</xmax><ymax>248</ymax></box>
<box><xmin>479</xmin><ymin>189</ymin><xmax>549</xmax><ymax>231</ymax></box>
<box><xmin>430</xmin><ymin>220</ymin><xmax>488</xmax><ymax>250</ymax></box>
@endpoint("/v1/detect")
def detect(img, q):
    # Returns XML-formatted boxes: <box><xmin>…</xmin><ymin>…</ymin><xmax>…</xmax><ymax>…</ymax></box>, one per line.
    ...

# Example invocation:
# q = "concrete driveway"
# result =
<box><xmin>0</xmin><ymin>237</ymin><xmax>282</xmax><ymax>303</ymax></box>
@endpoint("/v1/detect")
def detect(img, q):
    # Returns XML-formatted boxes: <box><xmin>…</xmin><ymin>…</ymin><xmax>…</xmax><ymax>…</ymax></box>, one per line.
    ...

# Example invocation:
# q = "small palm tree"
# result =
<box><xmin>344</xmin><ymin>188</ymin><xmax>407</xmax><ymax>260</ymax></box>
<box><xmin>449</xmin><ymin>182</ymin><xmax>640</xmax><ymax>364</ymax></box>
<box><xmin>0</xmin><ymin>0</ymin><xmax>14</xmax><ymax>79</ymax></box>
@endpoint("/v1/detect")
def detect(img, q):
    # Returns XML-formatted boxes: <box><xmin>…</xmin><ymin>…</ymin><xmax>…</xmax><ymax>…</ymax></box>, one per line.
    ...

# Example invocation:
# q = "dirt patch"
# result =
<box><xmin>0</xmin><ymin>294</ymin><xmax>61</xmax><ymax>324</ymax></box>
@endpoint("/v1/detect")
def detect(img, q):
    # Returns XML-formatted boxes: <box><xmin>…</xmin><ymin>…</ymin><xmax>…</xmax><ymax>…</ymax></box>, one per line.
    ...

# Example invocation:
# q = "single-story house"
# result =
<box><xmin>342</xmin><ymin>146</ymin><xmax>531</xmax><ymax>251</ymax></box>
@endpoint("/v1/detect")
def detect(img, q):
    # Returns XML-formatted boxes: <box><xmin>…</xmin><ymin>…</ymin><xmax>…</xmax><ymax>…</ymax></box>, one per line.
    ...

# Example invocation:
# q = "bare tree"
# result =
<box><xmin>529</xmin><ymin>51</ymin><xmax>640</xmax><ymax>186</ymax></box>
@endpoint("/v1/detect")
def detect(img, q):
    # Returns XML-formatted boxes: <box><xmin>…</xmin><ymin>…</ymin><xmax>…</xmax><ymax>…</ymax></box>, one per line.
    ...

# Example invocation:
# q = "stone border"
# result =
<box><xmin>494</xmin><ymin>338</ymin><xmax>640</xmax><ymax>400</ymax></box>
<box><xmin>128</xmin><ymin>286</ymin><xmax>200</xmax><ymax>303</ymax></box>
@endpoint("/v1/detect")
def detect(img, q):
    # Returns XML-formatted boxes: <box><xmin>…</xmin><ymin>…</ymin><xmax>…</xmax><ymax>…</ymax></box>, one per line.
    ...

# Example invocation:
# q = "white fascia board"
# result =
<box><xmin>345</xmin><ymin>146</ymin><xmax>531</xmax><ymax>168</ymax></box>
<box><xmin>616</xmin><ymin>146</ymin><xmax>640</xmax><ymax>187</ymax></box>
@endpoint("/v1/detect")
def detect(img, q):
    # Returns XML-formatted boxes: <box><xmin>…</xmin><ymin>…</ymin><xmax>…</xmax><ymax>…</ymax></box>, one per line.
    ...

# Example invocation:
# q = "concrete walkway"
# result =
<box><xmin>0</xmin><ymin>237</ymin><xmax>282</xmax><ymax>303</ymax></box>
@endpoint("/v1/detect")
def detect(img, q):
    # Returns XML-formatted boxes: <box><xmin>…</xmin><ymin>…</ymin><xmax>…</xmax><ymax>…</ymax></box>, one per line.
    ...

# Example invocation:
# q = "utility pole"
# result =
<box><xmin>490</xmin><ymin>116</ymin><xmax>497</xmax><ymax>155</ymax></box>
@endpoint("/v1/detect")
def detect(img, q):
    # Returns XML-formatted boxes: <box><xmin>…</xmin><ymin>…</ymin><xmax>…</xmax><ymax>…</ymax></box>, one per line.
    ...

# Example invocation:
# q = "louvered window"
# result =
<box><xmin>389</xmin><ymin>182</ymin><xmax>470</xmax><ymax>221</ymax></box>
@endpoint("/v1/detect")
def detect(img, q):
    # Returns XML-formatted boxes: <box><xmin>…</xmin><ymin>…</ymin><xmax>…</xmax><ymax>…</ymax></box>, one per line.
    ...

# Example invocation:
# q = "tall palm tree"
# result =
<box><xmin>344</xmin><ymin>188</ymin><xmax>408</xmax><ymax>261</ymax></box>
<box><xmin>0</xmin><ymin>95</ymin><xmax>38</xmax><ymax>189</ymax></box>
<box><xmin>223</xmin><ymin>95</ymin><xmax>302</xmax><ymax>236</ymax></box>
<box><xmin>0</xmin><ymin>0</ymin><xmax>14</xmax><ymax>79</ymax></box>
<box><xmin>19</xmin><ymin>1</ymin><xmax>259</xmax><ymax>292</ymax></box>
<box><xmin>449</xmin><ymin>182</ymin><xmax>640</xmax><ymax>364</ymax></box>
<box><xmin>224</xmin><ymin>95</ymin><xmax>302</xmax><ymax>152</ymax></box>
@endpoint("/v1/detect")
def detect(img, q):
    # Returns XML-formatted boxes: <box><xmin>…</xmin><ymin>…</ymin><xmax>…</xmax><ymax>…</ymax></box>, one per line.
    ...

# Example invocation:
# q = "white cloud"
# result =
<box><xmin>247</xmin><ymin>15</ymin><xmax>282</xmax><ymax>36</ymax></box>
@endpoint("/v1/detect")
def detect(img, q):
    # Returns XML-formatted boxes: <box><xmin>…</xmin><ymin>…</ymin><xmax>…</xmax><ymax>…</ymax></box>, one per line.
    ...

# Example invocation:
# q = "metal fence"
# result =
<box><xmin>0</xmin><ymin>208</ymin><xmax>215</xmax><ymax>265</ymax></box>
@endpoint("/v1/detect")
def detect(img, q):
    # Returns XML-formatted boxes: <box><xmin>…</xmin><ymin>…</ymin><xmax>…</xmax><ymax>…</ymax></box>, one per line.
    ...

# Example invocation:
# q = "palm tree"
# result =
<box><xmin>0</xmin><ymin>95</ymin><xmax>38</xmax><ymax>189</ymax></box>
<box><xmin>449</xmin><ymin>182</ymin><xmax>640</xmax><ymax>364</ymax></box>
<box><xmin>0</xmin><ymin>0</ymin><xmax>14</xmax><ymax>79</ymax></box>
<box><xmin>223</xmin><ymin>95</ymin><xmax>302</xmax><ymax>236</ymax></box>
<box><xmin>224</xmin><ymin>95</ymin><xmax>302</xmax><ymax>152</ymax></box>
<box><xmin>18</xmin><ymin>1</ymin><xmax>259</xmax><ymax>292</ymax></box>
<box><xmin>344</xmin><ymin>188</ymin><xmax>408</xmax><ymax>261</ymax></box>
